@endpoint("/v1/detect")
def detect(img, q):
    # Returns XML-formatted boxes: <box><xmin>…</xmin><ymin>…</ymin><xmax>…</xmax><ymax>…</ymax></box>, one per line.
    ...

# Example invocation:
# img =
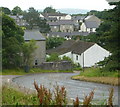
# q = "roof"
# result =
<box><xmin>48</xmin><ymin>32</ymin><xmax>89</xmax><ymax>37</ymax></box>
<box><xmin>73</xmin><ymin>16</ymin><xmax>86</xmax><ymax>20</ymax></box>
<box><xmin>48</xmin><ymin>20</ymin><xmax>74</xmax><ymax>26</ymax></box>
<box><xmin>24</xmin><ymin>30</ymin><xmax>46</xmax><ymax>41</ymax></box>
<box><xmin>42</xmin><ymin>13</ymin><xmax>67</xmax><ymax>17</ymax></box>
<box><xmin>85</xmin><ymin>21</ymin><xmax>99</xmax><ymax>28</ymax></box>
<box><xmin>9</xmin><ymin>15</ymin><xmax>23</xmax><ymax>20</ymax></box>
<box><xmin>47</xmin><ymin>40</ymin><xmax>95</xmax><ymax>55</ymax></box>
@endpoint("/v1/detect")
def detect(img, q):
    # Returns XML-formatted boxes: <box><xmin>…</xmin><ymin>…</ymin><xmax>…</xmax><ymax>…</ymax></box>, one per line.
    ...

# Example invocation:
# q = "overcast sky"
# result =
<box><xmin>1</xmin><ymin>0</ymin><xmax>113</xmax><ymax>11</ymax></box>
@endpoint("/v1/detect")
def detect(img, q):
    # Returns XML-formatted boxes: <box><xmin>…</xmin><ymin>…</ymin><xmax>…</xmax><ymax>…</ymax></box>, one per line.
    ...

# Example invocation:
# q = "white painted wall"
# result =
<box><xmin>75</xmin><ymin>44</ymin><xmax>110</xmax><ymax>67</ymax></box>
<box><xmin>80</xmin><ymin>23</ymin><xmax>87</xmax><ymax>32</ymax></box>
<box><xmin>59</xmin><ymin>52</ymin><xmax>73</xmax><ymax>59</ymax></box>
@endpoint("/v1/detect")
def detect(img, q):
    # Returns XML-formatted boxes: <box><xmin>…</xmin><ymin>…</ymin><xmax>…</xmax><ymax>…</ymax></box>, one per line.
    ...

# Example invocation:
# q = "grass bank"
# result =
<box><xmin>1</xmin><ymin>68</ymin><xmax>73</xmax><ymax>75</ymax></box>
<box><xmin>71</xmin><ymin>67</ymin><xmax>120</xmax><ymax>86</ymax></box>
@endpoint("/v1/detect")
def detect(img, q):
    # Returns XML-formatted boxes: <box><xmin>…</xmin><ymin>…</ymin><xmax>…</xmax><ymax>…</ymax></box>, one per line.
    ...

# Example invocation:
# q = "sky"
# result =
<box><xmin>1</xmin><ymin>0</ymin><xmax>113</xmax><ymax>11</ymax></box>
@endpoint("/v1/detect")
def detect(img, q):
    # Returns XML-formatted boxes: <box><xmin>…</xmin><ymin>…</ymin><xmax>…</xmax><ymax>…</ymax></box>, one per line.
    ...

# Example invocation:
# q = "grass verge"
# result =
<box><xmin>2</xmin><ymin>85</ymin><xmax>39</xmax><ymax>105</ymax></box>
<box><xmin>72</xmin><ymin>67</ymin><xmax>120</xmax><ymax>86</ymax></box>
<box><xmin>1</xmin><ymin>68</ymin><xmax>73</xmax><ymax>75</ymax></box>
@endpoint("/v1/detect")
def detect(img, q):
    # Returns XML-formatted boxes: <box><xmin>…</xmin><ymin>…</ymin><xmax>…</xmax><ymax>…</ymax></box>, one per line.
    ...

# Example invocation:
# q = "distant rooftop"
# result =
<box><xmin>48</xmin><ymin>20</ymin><xmax>74</xmax><ymax>26</ymax></box>
<box><xmin>85</xmin><ymin>21</ymin><xmax>99</xmax><ymax>28</ymax></box>
<box><xmin>24</xmin><ymin>30</ymin><xmax>46</xmax><ymax>41</ymax></box>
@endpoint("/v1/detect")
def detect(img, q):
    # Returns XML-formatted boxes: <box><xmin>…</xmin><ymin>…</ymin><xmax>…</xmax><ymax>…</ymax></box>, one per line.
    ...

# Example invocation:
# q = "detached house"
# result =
<box><xmin>47</xmin><ymin>40</ymin><xmax>110</xmax><ymax>67</ymax></box>
<box><xmin>24</xmin><ymin>30</ymin><xmax>46</xmax><ymax>66</ymax></box>
<box><xmin>80</xmin><ymin>15</ymin><xmax>101</xmax><ymax>33</ymax></box>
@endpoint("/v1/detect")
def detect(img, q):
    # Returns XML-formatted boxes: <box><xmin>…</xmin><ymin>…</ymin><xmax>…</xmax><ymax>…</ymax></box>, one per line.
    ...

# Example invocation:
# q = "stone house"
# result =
<box><xmin>47</xmin><ymin>40</ymin><xmax>110</xmax><ymax>67</ymax></box>
<box><xmin>48</xmin><ymin>20</ymin><xmax>74</xmax><ymax>32</ymax></box>
<box><xmin>24</xmin><ymin>30</ymin><xmax>46</xmax><ymax>66</ymax></box>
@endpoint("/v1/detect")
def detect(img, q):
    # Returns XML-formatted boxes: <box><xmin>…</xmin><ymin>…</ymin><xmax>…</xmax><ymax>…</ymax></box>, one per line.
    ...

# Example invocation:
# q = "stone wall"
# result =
<box><xmin>34</xmin><ymin>61</ymin><xmax>72</xmax><ymax>71</ymax></box>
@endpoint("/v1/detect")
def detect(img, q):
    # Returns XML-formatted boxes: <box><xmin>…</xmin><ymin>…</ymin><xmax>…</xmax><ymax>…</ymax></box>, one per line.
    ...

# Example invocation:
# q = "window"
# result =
<box><xmin>90</xmin><ymin>28</ymin><xmax>93</xmax><ymax>32</ymax></box>
<box><xmin>76</xmin><ymin>55</ymin><xmax>78</xmax><ymax>60</ymax></box>
<box><xmin>54</xmin><ymin>26</ymin><xmax>57</xmax><ymax>29</ymax></box>
<box><xmin>35</xmin><ymin>60</ymin><xmax>38</xmax><ymax>65</ymax></box>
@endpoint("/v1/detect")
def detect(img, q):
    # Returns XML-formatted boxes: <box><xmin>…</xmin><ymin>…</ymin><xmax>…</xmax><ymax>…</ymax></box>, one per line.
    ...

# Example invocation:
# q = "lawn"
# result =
<box><xmin>71</xmin><ymin>67</ymin><xmax>120</xmax><ymax>86</ymax></box>
<box><xmin>1</xmin><ymin>68</ymin><xmax>73</xmax><ymax>75</ymax></box>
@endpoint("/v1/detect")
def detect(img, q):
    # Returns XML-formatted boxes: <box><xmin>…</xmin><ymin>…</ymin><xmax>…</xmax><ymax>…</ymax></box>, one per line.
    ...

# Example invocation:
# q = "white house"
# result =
<box><xmin>80</xmin><ymin>15</ymin><xmax>101</xmax><ymax>33</ymax></box>
<box><xmin>47</xmin><ymin>40</ymin><xmax>110</xmax><ymax>67</ymax></box>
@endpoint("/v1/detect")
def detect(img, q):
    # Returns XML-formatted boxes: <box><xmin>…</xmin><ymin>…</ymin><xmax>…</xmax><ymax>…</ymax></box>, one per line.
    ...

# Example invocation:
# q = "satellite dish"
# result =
<box><xmin>106</xmin><ymin>0</ymin><xmax>120</xmax><ymax>3</ymax></box>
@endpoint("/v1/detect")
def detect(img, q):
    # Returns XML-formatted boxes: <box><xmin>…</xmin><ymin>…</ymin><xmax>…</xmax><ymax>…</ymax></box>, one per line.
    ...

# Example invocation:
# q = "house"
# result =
<box><xmin>48</xmin><ymin>20</ymin><xmax>74</xmax><ymax>32</ymax></box>
<box><xmin>80</xmin><ymin>15</ymin><xmax>101</xmax><ymax>33</ymax></box>
<box><xmin>24</xmin><ymin>30</ymin><xmax>46</xmax><ymax>66</ymax></box>
<box><xmin>40</xmin><ymin>13</ymin><xmax>72</xmax><ymax>20</ymax></box>
<box><xmin>80</xmin><ymin>21</ymin><xmax>100</xmax><ymax>33</ymax></box>
<box><xmin>9</xmin><ymin>15</ymin><xmax>27</xmax><ymax>26</ymax></box>
<box><xmin>47</xmin><ymin>40</ymin><xmax>110</xmax><ymax>67</ymax></box>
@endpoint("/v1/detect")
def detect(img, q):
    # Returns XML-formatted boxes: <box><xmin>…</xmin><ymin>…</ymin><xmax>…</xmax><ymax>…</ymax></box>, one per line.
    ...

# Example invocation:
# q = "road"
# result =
<box><xmin>12</xmin><ymin>73</ymin><xmax>119</xmax><ymax>105</ymax></box>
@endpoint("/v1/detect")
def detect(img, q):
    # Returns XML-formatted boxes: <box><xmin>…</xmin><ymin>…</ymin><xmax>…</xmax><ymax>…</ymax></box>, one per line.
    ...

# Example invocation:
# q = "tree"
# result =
<box><xmin>22</xmin><ymin>40</ymin><xmax>37</xmax><ymax>67</ymax></box>
<box><xmin>23</xmin><ymin>7</ymin><xmax>50</xmax><ymax>33</ymax></box>
<box><xmin>1</xmin><ymin>7</ymin><xmax>11</xmax><ymax>15</ymax></box>
<box><xmin>46</xmin><ymin>37</ymin><xmax>65</xmax><ymax>49</ymax></box>
<box><xmin>46</xmin><ymin>53</ymin><xmax>60</xmax><ymax>62</ymax></box>
<box><xmin>97</xmin><ymin>1</ymin><xmax>120</xmax><ymax>71</ymax></box>
<box><xmin>2</xmin><ymin>13</ymin><xmax>24</xmax><ymax>68</ymax></box>
<box><xmin>12</xmin><ymin>6</ymin><xmax>23</xmax><ymax>15</ymax></box>
<box><xmin>43</xmin><ymin>6</ymin><xmax>56</xmax><ymax>13</ymax></box>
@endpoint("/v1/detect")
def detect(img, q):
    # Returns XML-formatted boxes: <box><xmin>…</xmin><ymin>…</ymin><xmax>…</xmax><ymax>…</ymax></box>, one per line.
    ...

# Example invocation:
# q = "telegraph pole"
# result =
<box><xmin>82</xmin><ymin>35</ymin><xmax>84</xmax><ymax>72</ymax></box>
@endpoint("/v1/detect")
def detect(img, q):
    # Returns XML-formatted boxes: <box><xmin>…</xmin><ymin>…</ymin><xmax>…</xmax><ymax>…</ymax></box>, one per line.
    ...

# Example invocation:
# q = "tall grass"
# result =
<box><xmin>80</xmin><ymin>67</ymin><xmax>119</xmax><ymax>77</ymax></box>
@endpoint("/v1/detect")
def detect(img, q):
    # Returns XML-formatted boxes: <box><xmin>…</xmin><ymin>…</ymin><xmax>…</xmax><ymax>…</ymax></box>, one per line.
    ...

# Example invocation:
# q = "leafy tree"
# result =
<box><xmin>46</xmin><ymin>53</ymin><xmax>60</xmax><ymax>62</ymax></box>
<box><xmin>22</xmin><ymin>40</ymin><xmax>37</xmax><ymax>66</ymax></box>
<box><xmin>23</xmin><ymin>7</ymin><xmax>50</xmax><ymax>33</ymax></box>
<box><xmin>1</xmin><ymin>7</ymin><xmax>11</xmax><ymax>15</ymax></box>
<box><xmin>12</xmin><ymin>6</ymin><xmax>23</xmax><ymax>15</ymax></box>
<box><xmin>2</xmin><ymin>13</ymin><xmax>24</xmax><ymax>68</ymax></box>
<box><xmin>43</xmin><ymin>6</ymin><xmax>56</xmax><ymax>13</ymax></box>
<box><xmin>97</xmin><ymin>1</ymin><xmax>120</xmax><ymax>71</ymax></box>
<box><xmin>46</xmin><ymin>37</ymin><xmax>65</xmax><ymax>49</ymax></box>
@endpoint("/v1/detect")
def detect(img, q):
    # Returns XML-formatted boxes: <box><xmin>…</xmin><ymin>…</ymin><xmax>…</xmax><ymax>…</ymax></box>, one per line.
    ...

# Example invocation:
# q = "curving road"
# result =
<box><xmin>12</xmin><ymin>73</ymin><xmax>119</xmax><ymax>105</ymax></box>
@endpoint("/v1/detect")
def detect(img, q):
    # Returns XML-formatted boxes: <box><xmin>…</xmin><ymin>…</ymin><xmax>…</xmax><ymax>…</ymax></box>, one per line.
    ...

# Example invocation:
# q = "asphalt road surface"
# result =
<box><xmin>12</xmin><ymin>73</ymin><xmax>119</xmax><ymax>105</ymax></box>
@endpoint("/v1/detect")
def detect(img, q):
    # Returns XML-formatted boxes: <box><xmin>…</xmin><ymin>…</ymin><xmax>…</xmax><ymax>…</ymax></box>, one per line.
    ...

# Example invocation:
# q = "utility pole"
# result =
<box><xmin>82</xmin><ymin>36</ymin><xmax>84</xmax><ymax>72</ymax></box>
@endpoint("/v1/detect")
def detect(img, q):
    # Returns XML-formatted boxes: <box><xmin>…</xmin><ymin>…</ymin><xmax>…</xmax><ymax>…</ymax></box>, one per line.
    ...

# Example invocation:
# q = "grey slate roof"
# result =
<box><xmin>48</xmin><ymin>20</ymin><xmax>74</xmax><ymax>26</ymax></box>
<box><xmin>24</xmin><ymin>30</ymin><xmax>46</xmax><ymax>41</ymax></box>
<box><xmin>48</xmin><ymin>32</ymin><xmax>89</xmax><ymax>37</ymax></box>
<box><xmin>85</xmin><ymin>21</ymin><xmax>99</xmax><ymax>28</ymax></box>
<box><xmin>47</xmin><ymin>40</ymin><xmax>95</xmax><ymax>55</ymax></box>
<box><xmin>72</xmin><ymin>16</ymin><xmax>86</xmax><ymax>20</ymax></box>
<box><xmin>42</xmin><ymin>13</ymin><xmax>67</xmax><ymax>17</ymax></box>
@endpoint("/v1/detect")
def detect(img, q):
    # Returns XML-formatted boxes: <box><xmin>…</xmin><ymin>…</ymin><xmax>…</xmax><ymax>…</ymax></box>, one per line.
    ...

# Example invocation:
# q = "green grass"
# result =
<box><xmin>80</xmin><ymin>67</ymin><xmax>119</xmax><ymax>77</ymax></box>
<box><xmin>1</xmin><ymin>68</ymin><xmax>73</xmax><ymax>75</ymax></box>
<box><xmin>2</xmin><ymin>85</ymin><xmax>39</xmax><ymax>105</ymax></box>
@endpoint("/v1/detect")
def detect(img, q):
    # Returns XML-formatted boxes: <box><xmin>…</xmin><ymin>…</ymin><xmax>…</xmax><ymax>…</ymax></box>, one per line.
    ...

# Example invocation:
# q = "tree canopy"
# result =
<box><xmin>1</xmin><ymin>7</ymin><xmax>11</xmax><ymax>15</ymax></box>
<box><xmin>23</xmin><ymin>7</ymin><xmax>50</xmax><ymax>33</ymax></box>
<box><xmin>12</xmin><ymin>6</ymin><xmax>23</xmax><ymax>15</ymax></box>
<box><xmin>2</xmin><ymin>13</ymin><xmax>24</xmax><ymax>68</ymax></box>
<box><xmin>43</xmin><ymin>6</ymin><xmax>56</xmax><ymax>13</ymax></box>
